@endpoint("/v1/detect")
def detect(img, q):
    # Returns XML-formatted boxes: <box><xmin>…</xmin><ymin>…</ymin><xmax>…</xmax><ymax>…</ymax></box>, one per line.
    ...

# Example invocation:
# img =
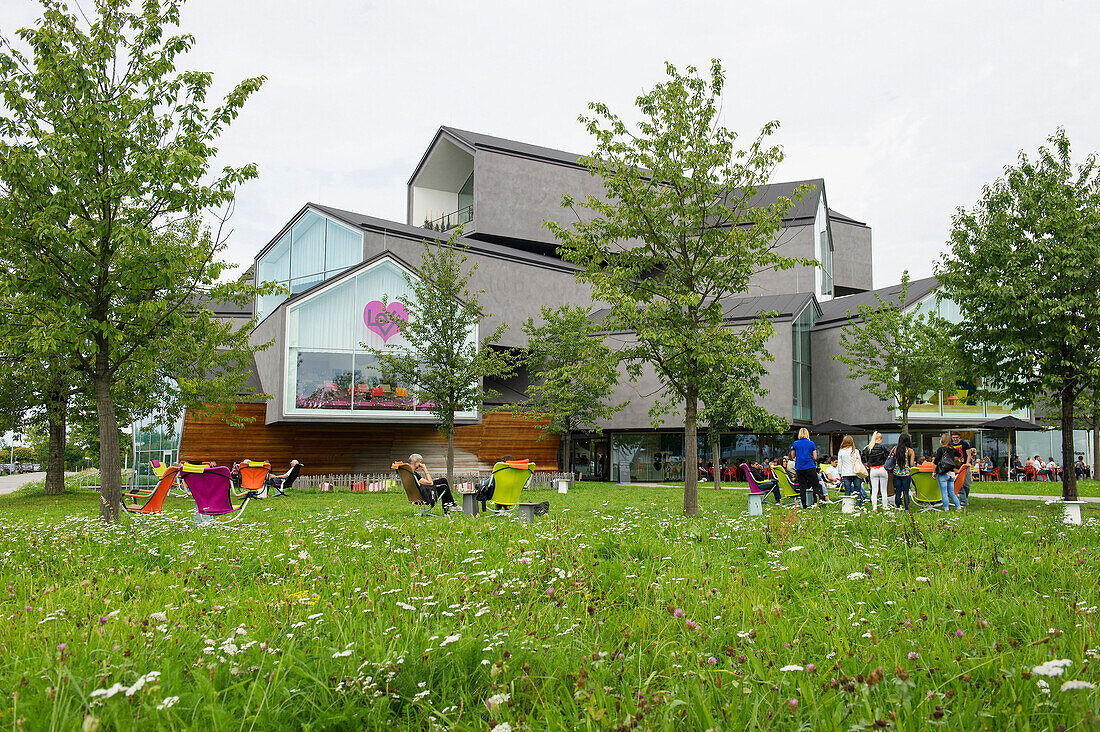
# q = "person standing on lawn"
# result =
<box><xmin>837</xmin><ymin>435</ymin><xmax>869</xmax><ymax>503</ymax></box>
<box><xmin>892</xmin><ymin>433</ymin><xmax>916</xmax><ymax>510</ymax></box>
<box><xmin>950</xmin><ymin>431</ymin><xmax>974</xmax><ymax>505</ymax></box>
<box><xmin>934</xmin><ymin>434</ymin><xmax>963</xmax><ymax>511</ymax></box>
<box><xmin>864</xmin><ymin>431</ymin><xmax>890</xmax><ymax>511</ymax></box>
<box><xmin>790</xmin><ymin>428</ymin><xmax>826</xmax><ymax>508</ymax></box>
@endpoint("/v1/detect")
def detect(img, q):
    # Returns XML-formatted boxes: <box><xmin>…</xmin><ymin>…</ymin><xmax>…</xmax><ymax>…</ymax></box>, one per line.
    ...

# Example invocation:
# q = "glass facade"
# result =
<box><xmin>131</xmin><ymin>410</ymin><xmax>184</xmax><ymax>489</ymax></box>
<box><xmin>819</xmin><ymin>228</ymin><xmax>833</xmax><ymax>297</ymax></box>
<box><xmin>611</xmin><ymin>433</ymin><xmax>685</xmax><ymax>482</ymax></box>
<box><xmin>255</xmin><ymin>210</ymin><xmax>364</xmax><ymax>321</ymax></box>
<box><xmin>284</xmin><ymin>257</ymin><xmax>478</xmax><ymax>420</ymax></box>
<box><xmin>792</xmin><ymin>305</ymin><xmax>815</xmax><ymax>422</ymax></box>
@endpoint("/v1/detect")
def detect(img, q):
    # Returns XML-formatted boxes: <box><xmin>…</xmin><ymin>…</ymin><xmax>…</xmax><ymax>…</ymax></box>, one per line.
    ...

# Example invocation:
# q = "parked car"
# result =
<box><xmin>0</xmin><ymin>464</ymin><xmax>11</xmax><ymax>475</ymax></box>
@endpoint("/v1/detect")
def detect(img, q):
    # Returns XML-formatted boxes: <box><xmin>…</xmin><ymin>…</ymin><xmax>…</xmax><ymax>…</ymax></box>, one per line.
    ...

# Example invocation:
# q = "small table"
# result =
<box><xmin>841</xmin><ymin>495</ymin><xmax>857</xmax><ymax>514</ymax></box>
<box><xmin>461</xmin><ymin>492</ymin><xmax>480</xmax><ymax>517</ymax></box>
<box><xmin>515</xmin><ymin>503</ymin><xmax>539</xmax><ymax>523</ymax></box>
<box><xmin>746</xmin><ymin>492</ymin><xmax>764</xmax><ymax>516</ymax></box>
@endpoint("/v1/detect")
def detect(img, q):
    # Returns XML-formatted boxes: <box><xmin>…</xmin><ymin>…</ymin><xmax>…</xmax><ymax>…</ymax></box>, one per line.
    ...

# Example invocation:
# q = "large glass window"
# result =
<box><xmin>284</xmin><ymin>257</ymin><xmax>476</xmax><ymax>420</ymax></box>
<box><xmin>131</xmin><ymin>409</ymin><xmax>184</xmax><ymax>489</ymax></box>
<box><xmin>792</xmin><ymin>305</ymin><xmax>815</xmax><ymax>422</ymax></box>
<box><xmin>819</xmin><ymin>228</ymin><xmax>833</xmax><ymax>297</ymax></box>
<box><xmin>611</xmin><ymin>433</ymin><xmax>684</xmax><ymax>482</ymax></box>
<box><xmin>255</xmin><ymin>210</ymin><xmax>364</xmax><ymax>321</ymax></box>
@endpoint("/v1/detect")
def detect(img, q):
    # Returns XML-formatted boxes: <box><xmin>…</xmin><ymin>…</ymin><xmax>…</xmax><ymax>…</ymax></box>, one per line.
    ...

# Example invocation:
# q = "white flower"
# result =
<box><xmin>156</xmin><ymin>696</ymin><xmax>179</xmax><ymax>710</ymax></box>
<box><xmin>396</xmin><ymin>602</ymin><xmax>416</xmax><ymax>611</ymax></box>
<box><xmin>1060</xmin><ymin>680</ymin><xmax>1096</xmax><ymax>691</ymax></box>
<box><xmin>787</xmin><ymin>546</ymin><xmax>805</xmax><ymax>552</ymax></box>
<box><xmin>779</xmin><ymin>664</ymin><xmax>804</xmax><ymax>672</ymax></box>
<box><xmin>149</xmin><ymin>611</ymin><xmax>168</xmax><ymax>623</ymax></box>
<box><xmin>847</xmin><ymin>572</ymin><xmax>866</xmax><ymax>580</ymax></box>
<box><xmin>332</xmin><ymin>650</ymin><xmax>353</xmax><ymax>658</ymax></box>
<box><xmin>90</xmin><ymin>683</ymin><xmax>126</xmax><ymax>701</ymax></box>
<box><xmin>486</xmin><ymin>692</ymin><xmax>510</xmax><ymax>708</ymax></box>
<box><xmin>125</xmin><ymin>671</ymin><xmax>161</xmax><ymax>697</ymax></box>
<box><xmin>1037</xmin><ymin>679</ymin><xmax>1050</xmax><ymax>694</ymax></box>
<box><xmin>439</xmin><ymin>634</ymin><xmax>461</xmax><ymax>647</ymax></box>
<box><xmin>1032</xmin><ymin>659</ymin><xmax>1073</xmax><ymax>677</ymax></box>
<box><xmin>297</xmin><ymin>550</ymin><xmax>311</xmax><ymax>561</ymax></box>
<box><xmin>491</xmin><ymin>724</ymin><xmax>512</xmax><ymax>732</ymax></box>
<box><xmin>915</xmin><ymin>576</ymin><xmax>931</xmax><ymax>583</ymax></box>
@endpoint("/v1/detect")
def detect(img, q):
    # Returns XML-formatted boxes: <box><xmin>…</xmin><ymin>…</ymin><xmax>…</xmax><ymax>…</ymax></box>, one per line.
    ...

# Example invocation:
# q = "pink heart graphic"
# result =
<box><xmin>363</xmin><ymin>301</ymin><xmax>408</xmax><ymax>342</ymax></box>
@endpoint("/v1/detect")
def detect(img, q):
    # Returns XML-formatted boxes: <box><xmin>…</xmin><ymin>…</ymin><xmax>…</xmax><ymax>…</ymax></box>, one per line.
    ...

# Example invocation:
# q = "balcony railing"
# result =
<box><xmin>425</xmin><ymin>204</ymin><xmax>473</xmax><ymax>232</ymax></box>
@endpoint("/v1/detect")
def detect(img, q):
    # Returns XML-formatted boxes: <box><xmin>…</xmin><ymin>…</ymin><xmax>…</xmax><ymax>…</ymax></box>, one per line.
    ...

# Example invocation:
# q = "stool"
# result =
<box><xmin>1063</xmin><ymin>501</ymin><xmax>1084</xmax><ymax>526</ymax></box>
<box><xmin>556</xmin><ymin>479</ymin><xmax>570</xmax><ymax>494</ymax></box>
<box><xmin>746</xmin><ymin>492</ymin><xmax>764</xmax><ymax>516</ymax></box>
<box><xmin>461</xmin><ymin>492</ymin><xmax>480</xmax><ymax>517</ymax></box>
<box><xmin>841</xmin><ymin>495</ymin><xmax>857</xmax><ymax>514</ymax></box>
<box><xmin>515</xmin><ymin>503</ymin><xmax>538</xmax><ymax>523</ymax></box>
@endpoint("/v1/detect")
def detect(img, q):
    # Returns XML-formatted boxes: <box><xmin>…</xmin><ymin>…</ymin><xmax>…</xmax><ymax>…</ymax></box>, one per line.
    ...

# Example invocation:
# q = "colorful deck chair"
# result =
<box><xmin>392</xmin><ymin>461</ymin><xmax>436</xmax><ymax>515</ymax></box>
<box><xmin>122</xmin><ymin>464</ymin><xmax>178</xmax><ymax>520</ymax></box>
<box><xmin>741</xmin><ymin>463</ymin><xmax>776</xmax><ymax>501</ymax></box>
<box><xmin>911</xmin><ymin>472</ymin><xmax>943</xmax><ymax>512</ymax></box>
<box><xmin>771</xmin><ymin>465</ymin><xmax>801</xmax><ymax>504</ymax></box>
<box><xmin>180</xmin><ymin>463</ymin><xmax>250</xmax><ymax>523</ymax></box>
<box><xmin>151</xmin><ymin>459</ymin><xmax>169</xmax><ymax>479</ymax></box>
<box><xmin>486</xmin><ymin>460</ymin><xmax>535</xmax><ymax>512</ymax></box>
<box><xmin>234</xmin><ymin>460</ymin><xmax>271</xmax><ymax>499</ymax></box>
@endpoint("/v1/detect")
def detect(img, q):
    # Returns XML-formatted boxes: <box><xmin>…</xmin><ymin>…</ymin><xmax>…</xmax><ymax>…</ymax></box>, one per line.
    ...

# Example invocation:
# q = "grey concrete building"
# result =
<box><xmin>155</xmin><ymin>125</ymin><xmax>1078</xmax><ymax>483</ymax></box>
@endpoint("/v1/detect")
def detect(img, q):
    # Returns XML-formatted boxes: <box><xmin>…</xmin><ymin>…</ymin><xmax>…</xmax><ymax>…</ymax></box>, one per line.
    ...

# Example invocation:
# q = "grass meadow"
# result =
<box><xmin>0</xmin><ymin>479</ymin><xmax>1097</xmax><ymax>730</ymax></box>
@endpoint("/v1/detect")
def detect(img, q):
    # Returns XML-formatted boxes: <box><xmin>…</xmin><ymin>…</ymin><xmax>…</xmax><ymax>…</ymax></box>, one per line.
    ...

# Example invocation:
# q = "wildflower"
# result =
<box><xmin>332</xmin><ymin>650</ymin><xmax>353</xmax><ymax>658</ymax></box>
<box><xmin>685</xmin><ymin>619</ymin><xmax>699</xmax><ymax>630</ymax></box>
<box><xmin>907</xmin><ymin>652</ymin><xmax>920</xmax><ymax>660</ymax></box>
<box><xmin>955</xmin><ymin>630</ymin><xmax>964</xmax><ymax>638</ymax></box>
<box><xmin>806</xmin><ymin>663</ymin><xmax>817</xmax><ymax>673</ymax></box>
<box><xmin>788</xmin><ymin>546</ymin><xmax>805</xmax><ymax>552</ymax></box>
<box><xmin>156</xmin><ymin>696</ymin><xmax>179</xmax><ymax>710</ymax></box>
<box><xmin>1036</xmin><ymin>679</ymin><xmax>1050</xmax><ymax>694</ymax></box>
<box><xmin>546</xmin><ymin>588</ymin><xmax>554</xmax><ymax>596</ymax></box>
<box><xmin>915</xmin><ymin>576</ymin><xmax>931</xmax><ymax>583</ymax></box>
<box><xmin>57</xmin><ymin>643</ymin><xmax>67</xmax><ymax>652</ymax></box>
<box><xmin>707</xmin><ymin>657</ymin><xmax>717</xmax><ymax>665</ymax></box>
<box><xmin>1060</xmin><ymin>680</ymin><xmax>1096</xmax><ymax>691</ymax></box>
<box><xmin>485</xmin><ymin>692</ymin><xmax>509</xmax><ymax>709</ymax></box>
<box><xmin>780</xmin><ymin>664</ymin><xmax>804</xmax><ymax>672</ymax></box>
<box><xmin>673</xmin><ymin>608</ymin><xmax>684</xmax><ymax>618</ymax></box>
<box><xmin>150</xmin><ymin>612</ymin><xmax>168</xmax><ymax>623</ymax></box>
<box><xmin>787</xmin><ymin>698</ymin><xmax>798</xmax><ymax>711</ymax></box>
<box><xmin>440</xmin><ymin>634</ymin><xmax>461</xmax><ymax>647</ymax></box>
<box><xmin>1032</xmin><ymin>659</ymin><xmax>1072</xmax><ymax>677</ymax></box>
<box><xmin>490</xmin><ymin>724</ymin><xmax>512</xmax><ymax>732</ymax></box>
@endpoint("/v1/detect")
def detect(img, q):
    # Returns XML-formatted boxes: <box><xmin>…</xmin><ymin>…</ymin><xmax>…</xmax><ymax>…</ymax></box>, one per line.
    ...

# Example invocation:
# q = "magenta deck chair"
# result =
<box><xmin>741</xmin><ymin>463</ymin><xmax>773</xmax><ymax>496</ymax></box>
<box><xmin>180</xmin><ymin>464</ymin><xmax>251</xmax><ymax>524</ymax></box>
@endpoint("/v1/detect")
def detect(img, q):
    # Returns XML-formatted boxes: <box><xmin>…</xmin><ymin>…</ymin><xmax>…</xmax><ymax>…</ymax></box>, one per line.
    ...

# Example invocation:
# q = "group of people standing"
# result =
<box><xmin>775</xmin><ymin>429</ymin><xmax>975</xmax><ymax>512</ymax></box>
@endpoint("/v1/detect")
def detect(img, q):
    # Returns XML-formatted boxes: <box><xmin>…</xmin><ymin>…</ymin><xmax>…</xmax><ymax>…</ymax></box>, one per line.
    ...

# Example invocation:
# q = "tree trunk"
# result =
<box><xmin>683</xmin><ymin>383</ymin><xmax>698</xmax><ymax>516</ymax></box>
<box><xmin>445</xmin><ymin>428</ymin><xmax>455</xmax><ymax>489</ymax></box>
<box><xmin>1092</xmin><ymin>403</ymin><xmax>1099</xmax><ymax>482</ymax></box>
<box><xmin>1061</xmin><ymin>388</ymin><xmax>1078</xmax><ymax>501</ymax></box>
<box><xmin>93</xmin><ymin>355</ymin><xmax>122</xmax><ymax>523</ymax></box>
<box><xmin>562</xmin><ymin>431</ymin><xmax>572</xmax><ymax>480</ymax></box>
<box><xmin>43</xmin><ymin>377</ymin><xmax>67</xmax><ymax>496</ymax></box>
<box><xmin>900</xmin><ymin>407</ymin><xmax>909</xmax><ymax>435</ymax></box>
<box><xmin>711</xmin><ymin>434</ymin><xmax>720</xmax><ymax>490</ymax></box>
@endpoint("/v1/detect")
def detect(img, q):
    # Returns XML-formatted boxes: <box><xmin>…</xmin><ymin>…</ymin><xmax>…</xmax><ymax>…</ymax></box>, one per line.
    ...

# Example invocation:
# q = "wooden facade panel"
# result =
<box><xmin>179</xmin><ymin>404</ymin><xmax>559</xmax><ymax>475</ymax></box>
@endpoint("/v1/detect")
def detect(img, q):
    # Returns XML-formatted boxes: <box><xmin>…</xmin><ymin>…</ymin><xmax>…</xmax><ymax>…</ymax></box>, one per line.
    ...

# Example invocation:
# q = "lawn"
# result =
<box><xmin>0</xmin><ymin>480</ymin><xmax>1097</xmax><ymax>730</ymax></box>
<box><xmin>678</xmin><ymin>479</ymin><xmax>1100</xmax><ymax>499</ymax></box>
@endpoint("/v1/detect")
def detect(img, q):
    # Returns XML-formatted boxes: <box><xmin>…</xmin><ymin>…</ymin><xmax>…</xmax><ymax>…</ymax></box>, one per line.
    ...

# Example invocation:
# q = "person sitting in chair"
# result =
<box><xmin>476</xmin><ymin>455</ymin><xmax>514</xmax><ymax>512</ymax></box>
<box><xmin>410</xmin><ymin>453</ymin><xmax>457</xmax><ymax>514</ymax></box>
<box><xmin>749</xmin><ymin>460</ymin><xmax>781</xmax><ymax>503</ymax></box>
<box><xmin>267</xmin><ymin>459</ymin><xmax>301</xmax><ymax>495</ymax></box>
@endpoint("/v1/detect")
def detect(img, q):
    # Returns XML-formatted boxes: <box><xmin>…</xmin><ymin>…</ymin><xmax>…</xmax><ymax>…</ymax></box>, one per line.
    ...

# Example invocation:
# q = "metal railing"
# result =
<box><xmin>426</xmin><ymin>204</ymin><xmax>473</xmax><ymax>232</ymax></box>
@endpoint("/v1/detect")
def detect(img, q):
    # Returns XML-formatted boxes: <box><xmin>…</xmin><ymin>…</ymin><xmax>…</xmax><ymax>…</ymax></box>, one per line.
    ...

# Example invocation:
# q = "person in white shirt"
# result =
<box><xmin>837</xmin><ymin>435</ymin><xmax>869</xmax><ymax>503</ymax></box>
<box><xmin>824</xmin><ymin>457</ymin><xmax>841</xmax><ymax>491</ymax></box>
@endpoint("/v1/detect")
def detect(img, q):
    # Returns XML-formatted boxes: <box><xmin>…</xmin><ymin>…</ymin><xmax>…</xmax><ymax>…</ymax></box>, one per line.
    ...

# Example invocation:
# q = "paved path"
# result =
<box><xmin>0</xmin><ymin>471</ymin><xmax>45</xmax><ymax>496</ymax></box>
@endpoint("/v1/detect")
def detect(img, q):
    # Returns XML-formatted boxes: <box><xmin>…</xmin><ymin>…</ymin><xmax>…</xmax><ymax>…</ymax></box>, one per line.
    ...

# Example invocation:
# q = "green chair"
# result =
<box><xmin>486</xmin><ymin>460</ymin><xmax>535</xmax><ymax>512</ymax></box>
<box><xmin>911</xmin><ymin>471</ymin><xmax>942</xmax><ymax>512</ymax></box>
<box><xmin>772</xmin><ymin>465</ymin><xmax>801</xmax><ymax>505</ymax></box>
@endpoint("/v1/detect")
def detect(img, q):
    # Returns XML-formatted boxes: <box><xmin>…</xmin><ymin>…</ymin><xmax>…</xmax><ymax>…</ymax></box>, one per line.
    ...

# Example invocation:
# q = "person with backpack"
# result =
<box><xmin>475</xmin><ymin>454</ymin><xmax>514</xmax><ymax>512</ymax></box>
<box><xmin>933</xmin><ymin>434</ymin><xmax>963</xmax><ymax>511</ymax></box>
<box><xmin>891</xmin><ymin>433</ymin><xmax>916</xmax><ymax>510</ymax></box>
<box><xmin>864</xmin><ymin>431</ymin><xmax>890</xmax><ymax>511</ymax></box>
<box><xmin>950</xmin><ymin>431</ymin><xmax>974</xmax><ymax>505</ymax></box>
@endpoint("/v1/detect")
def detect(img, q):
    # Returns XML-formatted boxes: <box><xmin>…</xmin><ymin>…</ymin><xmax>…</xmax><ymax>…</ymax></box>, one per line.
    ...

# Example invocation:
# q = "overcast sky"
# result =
<box><xmin>2</xmin><ymin>0</ymin><xmax>1098</xmax><ymax>288</ymax></box>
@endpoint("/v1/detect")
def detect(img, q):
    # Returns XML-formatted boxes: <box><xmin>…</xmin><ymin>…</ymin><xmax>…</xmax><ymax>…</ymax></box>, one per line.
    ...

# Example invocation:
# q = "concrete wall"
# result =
<box><xmin>743</xmin><ymin>224</ymin><xmax>818</xmax><ymax>297</ymax></box>
<box><xmin>362</xmin><ymin>229</ymin><xmax>593</xmax><ymax>349</ymax></box>
<box><xmin>810</xmin><ymin>324</ymin><xmax>895</xmax><ymax>426</ymax></box>
<box><xmin>249</xmin><ymin>306</ymin><xmax>286</xmax><ymax>424</ymax></box>
<box><xmin>831</xmin><ymin>220</ymin><xmax>873</xmax><ymax>293</ymax></box>
<box><xmin>595</xmin><ymin>320</ymin><xmax>795</xmax><ymax>431</ymax></box>
<box><xmin>473</xmin><ymin>150</ymin><xmax>605</xmax><ymax>246</ymax></box>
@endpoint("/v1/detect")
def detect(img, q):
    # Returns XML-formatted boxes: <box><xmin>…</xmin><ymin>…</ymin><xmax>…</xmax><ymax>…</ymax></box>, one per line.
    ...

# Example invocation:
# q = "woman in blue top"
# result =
<box><xmin>790</xmin><ymin>428</ymin><xmax>825</xmax><ymax>508</ymax></box>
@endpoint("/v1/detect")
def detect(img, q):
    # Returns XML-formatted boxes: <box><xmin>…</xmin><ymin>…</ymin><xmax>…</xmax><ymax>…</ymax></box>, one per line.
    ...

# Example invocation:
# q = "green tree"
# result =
<box><xmin>548</xmin><ymin>60</ymin><xmax>812</xmax><ymax>515</ymax></box>
<box><xmin>936</xmin><ymin>129</ymin><xmax>1100</xmax><ymax>501</ymax></box>
<box><xmin>832</xmin><ymin>272</ymin><xmax>957</xmax><ymax>434</ymax></box>
<box><xmin>512</xmin><ymin>305</ymin><xmax>623</xmax><ymax>476</ymax></box>
<box><xmin>0</xmin><ymin>1</ymin><xmax>269</xmax><ymax>521</ymax></box>
<box><xmin>699</xmin><ymin>319</ymin><xmax>788</xmax><ymax>489</ymax></box>
<box><xmin>1035</xmin><ymin>384</ymin><xmax>1100</xmax><ymax>482</ymax></box>
<box><xmin>366</xmin><ymin>233</ymin><xmax>514</xmax><ymax>487</ymax></box>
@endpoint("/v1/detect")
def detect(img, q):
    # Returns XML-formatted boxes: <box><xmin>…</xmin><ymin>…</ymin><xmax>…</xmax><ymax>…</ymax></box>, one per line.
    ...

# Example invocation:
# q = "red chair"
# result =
<box><xmin>122</xmin><ymin>465</ymin><xmax>178</xmax><ymax>520</ymax></box>
<box><xmin>234</xmin><ymin>460</ymin><xmax>271</xmax><ymax>499</ymax></box>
